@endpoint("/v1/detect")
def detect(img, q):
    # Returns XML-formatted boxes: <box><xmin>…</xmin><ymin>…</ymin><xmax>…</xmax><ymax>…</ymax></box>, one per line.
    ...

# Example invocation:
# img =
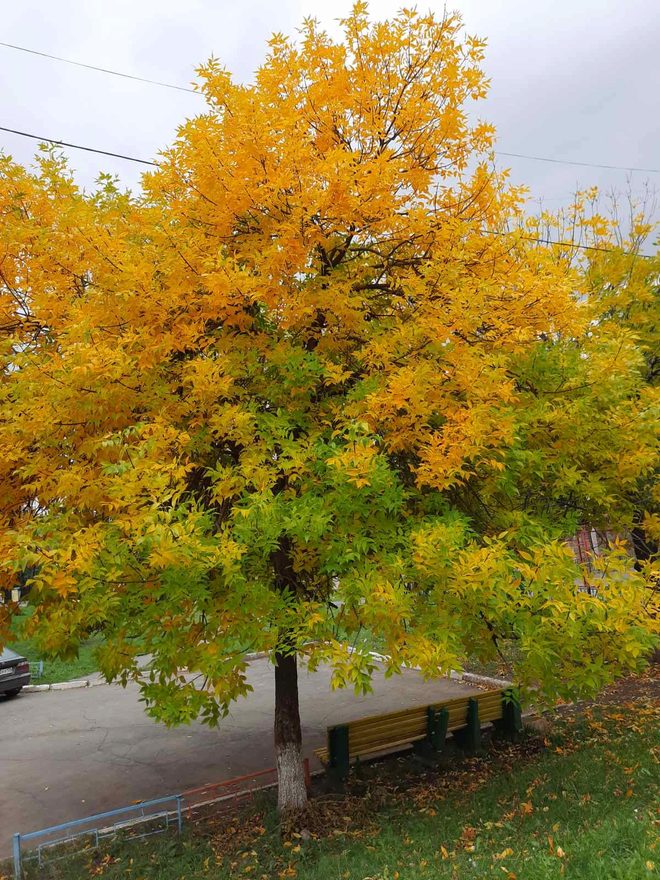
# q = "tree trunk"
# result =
<box><xmin>274</xmin><ymin>650</ymin><xmax>308</xmax><ymax>814</ymax></box>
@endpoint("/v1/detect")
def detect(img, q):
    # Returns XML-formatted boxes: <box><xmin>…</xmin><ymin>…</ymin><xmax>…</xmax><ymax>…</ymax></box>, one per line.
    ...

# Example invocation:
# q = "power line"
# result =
<box><xmin>0</xmin><ymin>40</ymin><xmax>199</xmax><ymax>94</ymax></box>
<box><xmin>0</xmin><ymin>125</ymin><xmax>156</xmax><ymax>166</ymax></box>
<box><xmin>1</xmin><ymin>40</ymin><xmax>658</xmax><ymax>177</ymax></box>
<box><xmin>482</xmin><ymin>229</ymin><xmax>653</xmax><ymax>259</ymax></box>
<box><xmin>0</xmin><ymin>124</ymin><xmax>654</xmax><ymax>259</ymax></box>
<box><xmin>496</xmin><ymin>150</ymin><xmax>659</xmax><ymax>175</ymax></box>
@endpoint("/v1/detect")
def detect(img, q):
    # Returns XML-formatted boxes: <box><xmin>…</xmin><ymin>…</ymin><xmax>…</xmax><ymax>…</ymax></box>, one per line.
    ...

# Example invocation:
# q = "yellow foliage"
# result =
<box><xmin>0</xmin><ymin>4</ymin><xmax>656</xmax><ymax>729</ymax></box>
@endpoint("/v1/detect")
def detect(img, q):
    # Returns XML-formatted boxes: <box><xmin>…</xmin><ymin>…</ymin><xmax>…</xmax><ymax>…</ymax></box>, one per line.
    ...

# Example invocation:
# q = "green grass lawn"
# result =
<box><xmin>13</xmin><ymin>674</ymin><xmax>657</xmax><ymax>880</ymax></box>
<box><xmin>5</xmin><ymin>609</ymin><xmax>104</xmax><ymax>685</ymax></box>
<box><xmin>7</xmin><ymin>632</ymin><xmax>104</xmax><ymax>684</ymax></box>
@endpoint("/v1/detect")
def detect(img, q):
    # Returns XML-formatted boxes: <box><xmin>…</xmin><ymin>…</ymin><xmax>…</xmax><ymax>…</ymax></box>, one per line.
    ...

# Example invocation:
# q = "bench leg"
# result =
<box><xmin>328</xmin><ymin>724</ymin><xmax>350</xmax><ymax>781</ymax></box>
<box><xmin>495</xmin><ymin>689</ymin><xmax>523</xmax><ymax>741</ymax></box>
<box><xmin>427</xmin><ymin>706</ymin><xmax>449</xmax><ymax>752</ymax></box>
<box><xmin>454</xmin><ymin>697</ymin><xmax>481</xmax><ymax>754</ymax></box>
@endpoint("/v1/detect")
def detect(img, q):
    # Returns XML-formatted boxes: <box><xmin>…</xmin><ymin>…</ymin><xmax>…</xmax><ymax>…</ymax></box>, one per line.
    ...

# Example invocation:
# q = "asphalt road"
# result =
<box><xmin>0</xmin><ymin>657</ymin><xmax>479</xmax><ymax>854</ymax></box>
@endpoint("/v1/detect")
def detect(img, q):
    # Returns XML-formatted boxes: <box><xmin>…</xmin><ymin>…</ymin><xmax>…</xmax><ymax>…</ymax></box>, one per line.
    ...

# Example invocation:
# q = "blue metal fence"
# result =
<box><xmin>12</xmin><ymin>794</ymin><xmax>183</xmax><ymax>879</ymax></box>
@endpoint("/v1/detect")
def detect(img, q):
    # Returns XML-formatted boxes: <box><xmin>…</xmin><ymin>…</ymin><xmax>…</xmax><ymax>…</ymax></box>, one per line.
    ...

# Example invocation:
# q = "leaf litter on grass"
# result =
<box><xmin>8</xmin><ymin>666</ymin><xmax>657</xmax><ymax>880</ymax></box>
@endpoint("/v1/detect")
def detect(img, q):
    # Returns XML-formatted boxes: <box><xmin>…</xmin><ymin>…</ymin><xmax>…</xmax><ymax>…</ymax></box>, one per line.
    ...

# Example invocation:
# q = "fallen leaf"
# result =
<box><xmin>494</xmin><ymin>848</ymin><xmax>514</xmax><ymax>860</ymax></box>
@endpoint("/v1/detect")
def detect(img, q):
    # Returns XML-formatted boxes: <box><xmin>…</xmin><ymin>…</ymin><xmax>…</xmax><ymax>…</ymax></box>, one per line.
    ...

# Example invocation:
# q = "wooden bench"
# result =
<box><xmin>315</xmin><ymin>688</ymin><xmax>521</xmax><ymax>779</ymax></box>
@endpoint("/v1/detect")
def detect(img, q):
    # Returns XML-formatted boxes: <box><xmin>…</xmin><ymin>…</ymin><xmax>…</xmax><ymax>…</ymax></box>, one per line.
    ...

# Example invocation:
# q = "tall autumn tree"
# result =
<box><xmin>582</xmin><ymin>215</ymin><xmax>659</xmax><ymax>574</ymax></box>
<box><xmin>530</xmin><ymin>192</ymin><xmax>659</xmax><ymax>566</ymax></box>
<box><xmin>1</xmin><ymin>5</ymin><xmax>657</xmax><ymax>813</ymax></box>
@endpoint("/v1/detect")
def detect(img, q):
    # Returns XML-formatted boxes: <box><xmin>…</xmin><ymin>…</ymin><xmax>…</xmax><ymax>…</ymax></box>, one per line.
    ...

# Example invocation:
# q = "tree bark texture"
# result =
<box><xmin>274</xmin><ymin>650</ymin><xmax>308</xmax><ymax>814</ymax></box>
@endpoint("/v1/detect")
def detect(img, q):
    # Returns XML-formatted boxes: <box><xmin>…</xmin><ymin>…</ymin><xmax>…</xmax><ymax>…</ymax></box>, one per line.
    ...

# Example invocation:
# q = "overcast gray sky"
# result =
<box><xmin>1</xmin><ymin>0</ymin><xmax>658</xmax><ymax>232</ymax></box>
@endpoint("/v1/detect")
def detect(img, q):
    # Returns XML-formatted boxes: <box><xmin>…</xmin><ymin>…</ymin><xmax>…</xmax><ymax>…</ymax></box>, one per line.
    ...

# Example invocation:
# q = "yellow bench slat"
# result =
<box><xmin>349</xmin><ymin>711</ymin><xmax>427</xmax><ymax>736</ymax></box>
<box><xmin>480</xmin><ymin>706</ymin><xmax>504</xmax><ymax>723</ymax></box>
<box><xmin>353</xmin><ymin>736</ymin><xmax>424</xmax><ymax>758</ymax></box>
<box><xmin>349</xmin><ymin>706</ymin><xmax>428</xmax><ymax>732</ymax></box>
<box><xmin>350</xmin><ymin>724</ymin><xmax>427</xmax><ymax>751</ymax></box>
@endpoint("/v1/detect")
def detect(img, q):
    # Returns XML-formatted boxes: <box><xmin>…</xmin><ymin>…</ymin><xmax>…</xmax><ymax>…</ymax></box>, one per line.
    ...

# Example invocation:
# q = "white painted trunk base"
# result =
<box><xmin>276</xmin><ymin>742</ymin><xmax>308</xmax><ymax>813</ymax></box>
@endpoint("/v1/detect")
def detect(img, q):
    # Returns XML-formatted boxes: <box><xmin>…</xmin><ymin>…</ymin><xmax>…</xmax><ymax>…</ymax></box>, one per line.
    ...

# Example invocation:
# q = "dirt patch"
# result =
<box><xmin>554</xmin><ymin>661</ymin><xmax>658</xmax><ymax>719</ymax></box>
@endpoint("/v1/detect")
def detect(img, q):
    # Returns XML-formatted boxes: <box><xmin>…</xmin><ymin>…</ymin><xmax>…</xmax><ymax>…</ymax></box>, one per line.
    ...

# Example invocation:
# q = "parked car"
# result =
<box><xmin>0</xmin><ymin>648</ymin><xmax>30</xmax><ymax>697</ymax></box>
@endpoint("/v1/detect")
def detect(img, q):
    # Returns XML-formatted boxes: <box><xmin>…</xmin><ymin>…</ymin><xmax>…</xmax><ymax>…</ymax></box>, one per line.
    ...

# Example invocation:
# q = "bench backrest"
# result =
<box><xmin>331</xmin><ymin>688</ymin><xmax>508</xmax><ymax>760</ymax></box>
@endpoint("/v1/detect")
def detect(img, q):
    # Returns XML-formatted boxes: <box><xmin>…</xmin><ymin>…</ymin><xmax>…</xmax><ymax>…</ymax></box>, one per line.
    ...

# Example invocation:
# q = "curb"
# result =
<box><xmin>242</xmin><ymin>650</ymin><xmax>270</xmax><ymax>663</ymax></box>
<box><xmin>460</xmin><ymin>671</ymin><xmax>514</xmax><ymax>688</ymax></box>
<box><xmin>24</xmin><ymin>678</ymin><xmax>97</xmax><ymax>693</ymax></box>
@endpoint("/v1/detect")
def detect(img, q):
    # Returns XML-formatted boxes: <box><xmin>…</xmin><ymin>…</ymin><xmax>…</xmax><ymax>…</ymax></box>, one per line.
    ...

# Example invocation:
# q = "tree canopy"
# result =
<box><xmin>0</xmin><ymin>2</ymin><xmax>657</xmax><ymax>811</ymax></box>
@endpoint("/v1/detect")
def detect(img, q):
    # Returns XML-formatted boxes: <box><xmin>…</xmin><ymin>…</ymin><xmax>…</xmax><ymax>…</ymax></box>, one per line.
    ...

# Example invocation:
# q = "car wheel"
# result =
<box><xmin>4</xmin><ymin>687</ymin><xmax>22</xmax><ymax>697</ymax></box>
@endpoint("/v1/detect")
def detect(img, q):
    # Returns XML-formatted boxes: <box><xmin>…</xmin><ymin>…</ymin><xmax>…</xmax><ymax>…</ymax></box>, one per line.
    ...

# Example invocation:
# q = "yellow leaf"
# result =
<box><xmin>494</xmin><ymin>848</ymin><xmax>514</xmax><ymax>860</ymax></box>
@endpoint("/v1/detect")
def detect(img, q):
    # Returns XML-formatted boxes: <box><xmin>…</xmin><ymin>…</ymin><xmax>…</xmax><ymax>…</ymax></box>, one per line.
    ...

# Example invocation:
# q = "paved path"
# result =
<box><xmin>0</xmin><ymin>657</ymin><xmax>479</xmax><ymax>855</ymax></box>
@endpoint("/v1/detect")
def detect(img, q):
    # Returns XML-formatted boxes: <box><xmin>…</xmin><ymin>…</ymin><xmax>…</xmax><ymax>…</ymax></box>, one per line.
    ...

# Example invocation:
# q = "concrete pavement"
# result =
<box><xmin>0</xmin><ymin>657</ymin><xmax>480</xmax><ymax>854</ymax></box>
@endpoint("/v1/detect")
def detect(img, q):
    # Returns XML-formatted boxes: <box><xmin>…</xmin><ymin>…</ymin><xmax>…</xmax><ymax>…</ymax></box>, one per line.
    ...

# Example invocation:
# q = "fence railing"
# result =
<box><xmin>11</xmin><ymin>760</ymin><xmax>311</xmax><ymax>879</ymax></box>
<box><xmin>181</xmin><ymin>759</ymin><xmax>310</xmax><ymax>821</ymax></box>
<box><xmin>182</xmin><ymin>766</ymin><xmax>278</xmax><ymax>821</ymax></box>
<box><xmin>12</xmin><ymin>795</ymin><xmax>182</xmax><ymax>880</ymax></box>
